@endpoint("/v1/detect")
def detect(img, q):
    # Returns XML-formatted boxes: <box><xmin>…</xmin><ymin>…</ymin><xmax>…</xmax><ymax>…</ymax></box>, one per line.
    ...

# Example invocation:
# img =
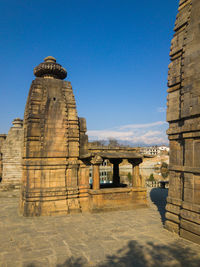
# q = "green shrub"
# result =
<box><xmin>161</xmin><ymin>162</ymin><xmax>169</xmax><ymax>179</ymax></box>
<box><xmin>127</xmin><ymin>172</ymin><xmax>132</xmax><ymax>183</ymax></box>
<box><xmin>148</xmin><ymin>173</ymin><xmax>155</xmax><ymax>181</ymax></box>
<box><xmin>161</xmin><ymin>162</ymin><xmax>168</xmax><ymax>169</ymax></box>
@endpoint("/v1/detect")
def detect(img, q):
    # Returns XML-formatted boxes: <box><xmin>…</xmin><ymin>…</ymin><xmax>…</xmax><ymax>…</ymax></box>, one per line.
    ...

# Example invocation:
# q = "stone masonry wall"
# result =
<box><xmin>0</xmin><ymin>134</ymin><xmax>7</xmax><ymax>181</ymax></box>
<box><xmin>166</xmin><ymin>0</ymin><xmax>200</xmax><ymax>245</ymax></box>
<box><xmin>1</xmin><ymin>119</ymin><xmax>23</xmax><ymax>189</ymax></box>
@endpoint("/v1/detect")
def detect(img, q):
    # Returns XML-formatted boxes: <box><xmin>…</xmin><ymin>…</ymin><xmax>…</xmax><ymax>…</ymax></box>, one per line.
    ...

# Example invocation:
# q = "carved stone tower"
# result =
<box><xmin>20</xmin><ymin>56</ymin><xmax>85</xmax><ymax>216</ymax></box>
<box><xmin>166</xmin><ymin>0</ymin><xmax>200</xmax><ymax>245</ymax></box>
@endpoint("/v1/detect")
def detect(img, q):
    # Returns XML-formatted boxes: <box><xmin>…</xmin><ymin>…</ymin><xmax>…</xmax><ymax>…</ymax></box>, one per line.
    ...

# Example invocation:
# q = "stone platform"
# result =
<box><xmin>0</xmin><ymin>188</ymin><xmax>200</xmax><ymax>267</ymax></box>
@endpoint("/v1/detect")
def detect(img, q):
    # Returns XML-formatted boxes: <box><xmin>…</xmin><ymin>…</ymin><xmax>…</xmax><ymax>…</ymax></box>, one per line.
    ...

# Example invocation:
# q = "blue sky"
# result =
<box><xmin>0</xmin><ymin>0</ymin><xmax>179</xmax><ymax>145</ymax></box>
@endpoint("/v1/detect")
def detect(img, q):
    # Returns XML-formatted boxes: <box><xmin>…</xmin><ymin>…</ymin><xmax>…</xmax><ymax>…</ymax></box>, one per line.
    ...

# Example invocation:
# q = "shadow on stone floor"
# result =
<box><xmin>150</xmin><ymin>188</ymin><xmax>168</xmax><ymax>225</ymax></box>
<box><xmin>26</xmin><ymin>239</ymin><xmax>200</xmax><ymax>267</ymax></box>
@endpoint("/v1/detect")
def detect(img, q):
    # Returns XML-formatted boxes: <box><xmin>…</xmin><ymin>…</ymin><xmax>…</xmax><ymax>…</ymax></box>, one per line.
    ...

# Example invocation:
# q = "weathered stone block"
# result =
<box><xmin>165</xmin><ymin>220</ymin><xmax>179</xmax><ymax>234</ymax></box>
<box><xmin>166</xmin><ymin>203</ymin><xmax>181</xmax><ymax>215</ymax></box>
<box><xmin>180</xmin><ymin>228</ymin><xmax>200</xmax><ymax>245</ymax></box>
<box><xmin>181</xmin><ymin>219</ymin><xmax>200</xmax><ymax>236</ymax></box>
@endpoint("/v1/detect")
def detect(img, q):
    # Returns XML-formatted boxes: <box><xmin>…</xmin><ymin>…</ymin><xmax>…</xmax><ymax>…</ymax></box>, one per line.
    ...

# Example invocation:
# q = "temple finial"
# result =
<box><xmin>34</xmin><ymin>56</ymin><xmax>67</xmax><ymax>80</ymax></box>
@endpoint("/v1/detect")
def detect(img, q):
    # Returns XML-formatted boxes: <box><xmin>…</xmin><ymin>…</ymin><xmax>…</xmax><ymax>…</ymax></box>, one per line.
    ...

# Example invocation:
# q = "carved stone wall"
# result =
<box><xmin>166</xmin><ymin>0</ymin><xmax>200</xmax><ymax>245</ymax></box>
<box><xmin>1</xmin><ymin>119</ymin><xmax>23</xmax><ymax>189</ymax></box>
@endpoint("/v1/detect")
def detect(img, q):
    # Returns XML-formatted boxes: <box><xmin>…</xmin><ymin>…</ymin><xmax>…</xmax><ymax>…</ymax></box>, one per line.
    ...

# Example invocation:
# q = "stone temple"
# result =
<box><xmin>166</xmin><ymin>0</ymin><xmax>200</xmax><ymax>245</ymax></box>
<box><xmin>19</xmin><ymin>56</ymin><xmax>147</xmax><ymax>216</ymax></box>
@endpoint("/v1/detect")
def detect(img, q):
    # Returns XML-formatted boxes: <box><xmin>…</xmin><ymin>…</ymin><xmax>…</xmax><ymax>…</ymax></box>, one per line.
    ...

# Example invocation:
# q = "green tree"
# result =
<box><xmin>148</xmin><ymin>173</ymin><xmax>155</xmax><ymax>181</ymax></box>
<box><xmin>161</xmin><ymin>162</ymin><xmax>169</xmax><ymax>179</ymax></box>
<box><xmin>108</xmin><ymin>138</ymin><xmax>120</xmax><ymax>147</ymax></box>
<box><xmin>127</xmin><ymin>172</ymin><xmax>132</xmax><ymax>183</ymax></box>
<box><xmin>161</xmin><ymin>162</ymin><xmax>168</xmax><ymax>169</ymax></box>
<box><xmin>90</xmin><ymin>140</ymin><xmax>106</xmax><ymax>147</ymax></box>
<box><xmin>161</xmin><ymin>172</ymin><xmax>169</xmax><ymax>179</ymax></box>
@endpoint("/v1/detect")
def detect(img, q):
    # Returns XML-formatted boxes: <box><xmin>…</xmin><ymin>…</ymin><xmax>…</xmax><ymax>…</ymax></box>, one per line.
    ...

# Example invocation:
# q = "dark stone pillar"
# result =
<box><xmin>110</xmin><ymin>159</ymin><xmax>122</xmax><ymax>186</ymax></box>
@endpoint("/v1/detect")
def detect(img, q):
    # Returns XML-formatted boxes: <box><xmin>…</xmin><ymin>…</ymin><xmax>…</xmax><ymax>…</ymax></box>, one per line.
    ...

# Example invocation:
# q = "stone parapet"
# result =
<box><xmin>88</xmin><ymin>187</ymin><xmax>147</xmax><ymax>212</ymax></box>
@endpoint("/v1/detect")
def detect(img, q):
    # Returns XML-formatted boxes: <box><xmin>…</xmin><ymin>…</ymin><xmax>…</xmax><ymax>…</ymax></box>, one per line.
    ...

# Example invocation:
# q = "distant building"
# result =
<box><xmin>158</xmin><ymin>145</ymin><xmax>169</xmax><ymax>153</ymax></box>
<box><xmin>140</xmin><ymin>146</ymin><xmax>158</xmax><ymax>156</ymax></box>
<box><xmin>140</xmin><ymin>145</ymin><xmax>169</xmax><ymax>156</ymax></box>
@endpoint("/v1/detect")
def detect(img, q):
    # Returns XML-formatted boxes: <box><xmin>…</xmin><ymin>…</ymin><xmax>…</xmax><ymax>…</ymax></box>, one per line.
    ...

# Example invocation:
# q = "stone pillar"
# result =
<box><xmin>79</xmin><ymin>161</ymin><xmax>90</xmax><ymax>190</ymax></box>
<box><xmin>93</xmin><ymin>165</ymin><xmax>100</xmax><ymax>190</ymax></box>
<box><xmin>128</xmin><ymin>159</ymin><xmax>142</xmax><ymax>188</ymax></box>
<box><xmin>78</xmin><ymin>161</ymin><xmax>90</xmax><ymax>211</ymax></box>
<box><xmin>133</xmin><ymin>165</ymin><xmax>140</xmax><ymax>187</ymax></box>
<box><xmin>91</xmin><ymin>156</ymin><xmax>103</xmax><ymax>190</ymax></box>
<box><xmin>110</xmin><ymin>159</ymin><xmax>122</xmax><ymax>186</ymax></box>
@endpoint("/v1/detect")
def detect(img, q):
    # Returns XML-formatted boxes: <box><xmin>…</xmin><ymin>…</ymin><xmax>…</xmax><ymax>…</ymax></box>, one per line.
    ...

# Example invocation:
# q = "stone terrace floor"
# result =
<box><xmin>0</xmin><ymin>188</ymin><xmax>200</xmax><ymax>267</ymax></box>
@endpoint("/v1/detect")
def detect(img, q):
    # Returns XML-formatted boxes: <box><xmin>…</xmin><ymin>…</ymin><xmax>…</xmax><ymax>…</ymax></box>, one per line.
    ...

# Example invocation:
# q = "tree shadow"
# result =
<box><xmin>150</xmin><ymin>188</ymin><xmax>168</xmax><ymax>225</ymax></box>
<box><xmin>54</xmin><ymin>240</ymin><xmax>200</xmax><ymax>267</ymax></box>
<box><xmin>57</xmin><ymin>257</ymin><xmax>87</xmax><ymax>267</ymax></box>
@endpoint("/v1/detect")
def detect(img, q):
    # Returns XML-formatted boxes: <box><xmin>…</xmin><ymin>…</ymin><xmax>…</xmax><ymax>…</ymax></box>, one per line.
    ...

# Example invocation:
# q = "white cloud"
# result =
<box><xmin>87</xmin><ymin>121</ymin><xmax>168</xmax><ymax>145</ymax></box>
<box><xmin>143</xmin><ymin>131</ymin><xmax>162</xmax><ymax>137</ymax></box>
<box><xmin>87</xmin><ymin>130</ymin><xmax>133</xmax><ymax>140</ymax></box>
<box><xmin>119</xmin><ymin>121</ymin><xmax>167</xmax><ymax>130</ymax></box>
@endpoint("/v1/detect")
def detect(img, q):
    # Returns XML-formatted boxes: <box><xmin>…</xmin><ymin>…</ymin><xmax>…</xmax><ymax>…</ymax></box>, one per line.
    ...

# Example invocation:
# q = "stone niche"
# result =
<box><xmin>1</xmin><ymin>118</ymin><xmax>23</xmax><ymax>189</ymax></box>
<box><xmin>166</xmin><ymin>0</ymin><xmax>200</xmax><ymax>245</ymax></box>
<box><xmin>20</xmin><ymin>56</ymin><xmax>147</xmax><ymax>216</ymax></box>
